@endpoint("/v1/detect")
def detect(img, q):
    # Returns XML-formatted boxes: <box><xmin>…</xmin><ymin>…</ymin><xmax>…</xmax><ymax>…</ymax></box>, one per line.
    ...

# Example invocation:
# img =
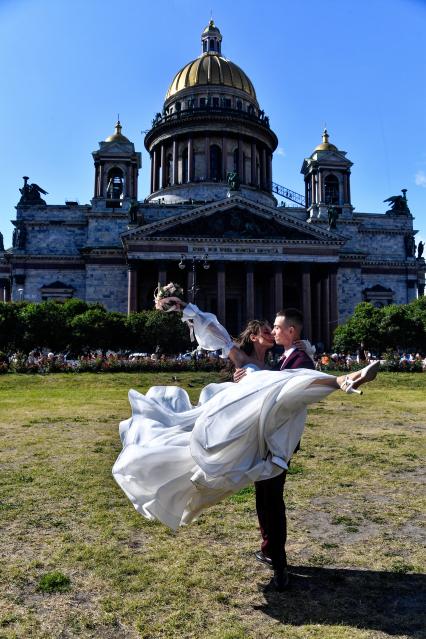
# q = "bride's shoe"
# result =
<box><xmin>340</xmin><ymin>360</ymin><xmax>380</xmax><ymax>394</ymax></box>
<box><xmin>340</xmin><ymin>376</ymin><xmax>362</xmax><ymax>394</ymax></box>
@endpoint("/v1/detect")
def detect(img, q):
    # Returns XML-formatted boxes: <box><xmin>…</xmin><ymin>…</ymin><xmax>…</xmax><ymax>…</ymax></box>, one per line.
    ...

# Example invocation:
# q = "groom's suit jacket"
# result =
<box><xmin>278</xmin><ymin>348</ymin><xmax>315</xmax><ymax>371</ymax></box>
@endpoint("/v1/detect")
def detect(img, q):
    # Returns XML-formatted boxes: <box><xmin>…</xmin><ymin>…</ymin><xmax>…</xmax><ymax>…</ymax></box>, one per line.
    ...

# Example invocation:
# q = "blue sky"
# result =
<box><xmin>0</xmin><ymin>0</ymin><xmax>425</xmax><ymax>248</ymax></box>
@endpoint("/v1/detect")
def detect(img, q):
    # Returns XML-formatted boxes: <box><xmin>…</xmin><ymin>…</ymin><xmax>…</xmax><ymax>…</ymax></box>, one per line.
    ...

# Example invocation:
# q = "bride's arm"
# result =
<box><xmin>165</xmin><ymin>298</ymin><xmax>250</xmax><ymax>367</ymax></box>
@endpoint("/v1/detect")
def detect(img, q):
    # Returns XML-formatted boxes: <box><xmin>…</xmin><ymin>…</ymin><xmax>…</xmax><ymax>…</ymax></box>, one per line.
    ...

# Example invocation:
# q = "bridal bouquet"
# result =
<box><xmin>154</xmin><ymin>282</ymin><xmax>185</xmax><ymax>312</ymax></box>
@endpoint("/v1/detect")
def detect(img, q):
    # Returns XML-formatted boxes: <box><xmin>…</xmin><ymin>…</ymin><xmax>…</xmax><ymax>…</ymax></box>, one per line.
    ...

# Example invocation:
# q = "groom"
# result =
<box><xmin>235</xmin><ymin>307</ymin><xmax>314</xmax><ymax>591</ymax></box>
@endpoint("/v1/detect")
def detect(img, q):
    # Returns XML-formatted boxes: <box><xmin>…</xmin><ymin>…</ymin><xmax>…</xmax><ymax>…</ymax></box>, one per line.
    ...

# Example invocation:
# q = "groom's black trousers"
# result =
<box><xmin>255</xmin><ymin>470</ymin><xmax>288</xmax><ymax>569</ymax></box>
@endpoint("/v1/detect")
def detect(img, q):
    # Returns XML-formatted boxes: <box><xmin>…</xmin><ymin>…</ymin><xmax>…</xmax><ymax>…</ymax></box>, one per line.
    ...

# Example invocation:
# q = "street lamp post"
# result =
<box><xmin>17</xmin><ymin>288</ymin><xmax>24</xmax><ymax>302</ymax></box>
<box><xmin>178</xmin><ymin>254</ymin><xmax>210</xmax><ymax>303</ymax></box>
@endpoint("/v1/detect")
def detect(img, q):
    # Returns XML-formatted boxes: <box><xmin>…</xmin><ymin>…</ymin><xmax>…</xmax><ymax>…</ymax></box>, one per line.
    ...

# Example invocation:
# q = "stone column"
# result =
<box><xmin>302</xmin><ymin>264</ymin><xmax>312</xmax><ymax>341</ymax></box>
<box><xmin>311</xmin><ymin>173</ymin><xmax>316</xmax><ymax>206</ymax></box>
<box><xmin>318</xmin><ymin>170</ymin><xmax>323</xmax><ymax>204</ymax></box>
<box><xmin>238</xmin><ymin>138</ymin><xmax>244</xmax><ymax>184</ymax></box>
<box><xmin>347</xmin><ymin>171</ymin><xmax>351</xmax><ymax>204</ymax></box>
<box><xmin>127</xmin><ymin>265</ymin><xmax>138</xmax><ymax>314</ymax></box>
<box><xmin>99</xmin><ymin>162</ymin><xmax>104</xmax><ymax>197</ymax></box>
<box><xmin>321</xmin><ymin>273</ymin><xmax>330</xmax><ymax>350</ymax></box>
<box><xmin>217</xmin><ymin>262</ymin><xmax>226</xmax><ymax>325</ymax></box>
<box><xmin>205</xmin><ymin>136</ymin><xmax>210</xmax><ymax>180</ymax></box>
<box><xmin>305</xmin><ymin>178</ymin><xmax>309</xmax><ymax>208</ymax></box>
<box><xmin>315</xmin><ymin>275</ymin><xmax>322</xmax><ymax>344</ymax></box>
<box><xmin>274</xmin><ymin>263</ymin><xmax>283</xmax><ymax>311</ymax></box>
<box><xmin>152</xmin><ymin>149</ymin><xmax>158</xmax><ymax>192</ymax></box>
<box><xmin>251</xmin><ymin>143</ymin><xmax>256</xmax><ymax>186</ymax></box>
<box><xmin>343</xmin><ymin>172</ymin><xmax>348</xmax><ymax>204</ymax></box>
<box><xmin>261</xmin><ymin>147</ymin><xmax>267</xmax><ymax>190</ymax></box>
<box><xmin>267</xmin><ymin>153</ymin><xmax>272</xmax><ymax>191</ymax></box>
<box><xmin>172</xmin><ymin>139</ymin><xmax>178</xmax><ymax>185</ymax></box>
<box><xmin>222</xmin><ymin>137</ymin><xmax>227</xmax><ymax>180</ymax></box>
<box><xmin>329</xmin><ymin>267</ymin><xmax>338</xmax><ymax>339</ymax></box>
<box><xmin>245</xmin><ymin>263</ymin><xmax>255</xmax><ymax>321</ymax></box>
<box><xmin>158</xmin><ymin>264</ymin><xmax>167</xmax><ymax>289</ymax></box>
<box><xmin>94</xmin><ymin>164</ymin><xmax>99</xmax><ymax>198</ymax></box>
<box><xmin>187</xmin><ymin>269</ymin><xmax>195</xmax><ymax>303</ymax></box>
<box><xmin>150</xmin><ymin>153</ymin><xmax>154</xmax><ymax>194</ymax></box>
<box><xmin>188</xmin><ymin>138</ymin><xmax>194</xmax><ymax>182</ymax></box>
<box><xmin>160</xmin><ymin>145</ymin><xmax>166</xmax><ymax>189</ymax></box>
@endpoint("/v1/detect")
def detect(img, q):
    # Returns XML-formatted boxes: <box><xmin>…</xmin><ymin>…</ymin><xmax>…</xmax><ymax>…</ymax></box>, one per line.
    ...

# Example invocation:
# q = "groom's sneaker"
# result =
<box><xmin>255</xmin><ymin>550</ymin><xmax>273</xmax><ymax>568</ymax></box>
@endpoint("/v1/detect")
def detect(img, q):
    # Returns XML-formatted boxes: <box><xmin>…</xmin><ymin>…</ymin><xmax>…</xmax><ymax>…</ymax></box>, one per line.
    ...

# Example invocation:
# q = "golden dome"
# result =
<box><xmin>165</xmin><ymin>53</ymin><xmax>257</xmax><ymax>101</ymax></box>
<box><xmin>105</xmin><ymin>120</ymin><xmax>130</xmax><ymax>143</ymax></box>
<box><xmin>314</xmin><ymin>128</ymin><xmax>338</xmax><ymax>152</ymax></box>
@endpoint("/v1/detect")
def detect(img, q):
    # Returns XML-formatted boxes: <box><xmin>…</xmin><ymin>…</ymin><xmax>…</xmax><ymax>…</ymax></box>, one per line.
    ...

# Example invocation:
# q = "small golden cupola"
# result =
<box><xmin>314</xmin><ymin>128</ymin><xmax>338</xmax><ymax>152</ymax></box>
<box><xmin>105</xmin><ymin>120</ymin><xmax>131</xmax><ymax>144</ymax></box>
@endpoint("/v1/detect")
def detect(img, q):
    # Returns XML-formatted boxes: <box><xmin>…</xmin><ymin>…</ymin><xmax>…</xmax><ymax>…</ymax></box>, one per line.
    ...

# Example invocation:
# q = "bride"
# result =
<box><xmin>112</xmin><ymin>300</ymin><xmax>379</xmax><ymax>532</ymax></box>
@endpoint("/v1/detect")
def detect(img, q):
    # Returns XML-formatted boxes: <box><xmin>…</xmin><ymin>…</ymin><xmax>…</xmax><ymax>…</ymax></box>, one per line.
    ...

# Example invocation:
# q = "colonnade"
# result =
<box><xmin>150</xmin><ymin>136</ymin><xmax>273</xmax><ymax>193</ymax></box>
<box><xmin>127</xmin><ymin>260</ymin><xmax>339</xmax><ymax>349</ymax></box>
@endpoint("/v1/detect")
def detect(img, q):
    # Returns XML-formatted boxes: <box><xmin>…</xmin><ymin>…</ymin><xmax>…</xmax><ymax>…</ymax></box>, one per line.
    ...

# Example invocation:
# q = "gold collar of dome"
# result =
<box><xmin>165</xmin><ymin>21</ymin><xmax>257</xmax><ymax>103</ymax></box>
<box><xmin>314</xmin><ymin>128</ymin><xmax>338</xmax><ymax>152</ymax></box>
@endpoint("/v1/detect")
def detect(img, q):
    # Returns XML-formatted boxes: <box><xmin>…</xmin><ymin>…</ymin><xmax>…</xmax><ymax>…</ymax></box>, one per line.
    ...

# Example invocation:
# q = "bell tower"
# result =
<box><xmin>92</xmin><ymin>121</ymin><xmax>141</xmax><ymax>209</ymax></box>
<box><xmin>301</xmin><ymin>129</ymin><xmax>353</xmax><ymax>221</ymax></box>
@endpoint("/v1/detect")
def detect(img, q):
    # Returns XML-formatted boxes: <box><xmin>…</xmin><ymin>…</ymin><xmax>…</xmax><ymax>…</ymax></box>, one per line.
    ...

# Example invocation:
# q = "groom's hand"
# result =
<box><xmin>233</xmin><ymin>368</ymin><xmax>247</xmax><ymax>383</ymax></box>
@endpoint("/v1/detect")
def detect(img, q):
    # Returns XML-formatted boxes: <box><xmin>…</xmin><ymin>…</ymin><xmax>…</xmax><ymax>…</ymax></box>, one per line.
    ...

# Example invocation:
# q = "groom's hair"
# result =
<box><xmin>276</xmin><ymin>308</ymin><xmax>303</xmax><ymax>331</ymax></box>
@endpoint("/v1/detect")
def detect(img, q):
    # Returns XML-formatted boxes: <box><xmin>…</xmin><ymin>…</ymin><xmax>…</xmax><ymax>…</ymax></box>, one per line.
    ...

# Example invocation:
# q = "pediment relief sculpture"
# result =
<box><xmin>150</xmin><ymin>208</ymin><xmax>314</xmax><ymax>240</ymax></box>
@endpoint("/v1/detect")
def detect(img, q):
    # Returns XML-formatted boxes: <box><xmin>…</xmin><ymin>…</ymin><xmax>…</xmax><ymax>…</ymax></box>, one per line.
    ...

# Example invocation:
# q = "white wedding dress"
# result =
<box><xmin>112</xmin><ymin>305</ymin><xmax>336</xmax><ymax>530</ymax></box>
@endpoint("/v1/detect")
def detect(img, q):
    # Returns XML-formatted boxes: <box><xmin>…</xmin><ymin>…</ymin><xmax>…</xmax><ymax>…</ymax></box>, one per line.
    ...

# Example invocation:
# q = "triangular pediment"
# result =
<box><xmin>153</xmin><ymin>207</ymin><xmax>313</xmax><ymax>240</ymax></box>
<box><xmin>122</xmin><ymin>195</ymin><xmax>346</xmax><ymax>244</ymax></box>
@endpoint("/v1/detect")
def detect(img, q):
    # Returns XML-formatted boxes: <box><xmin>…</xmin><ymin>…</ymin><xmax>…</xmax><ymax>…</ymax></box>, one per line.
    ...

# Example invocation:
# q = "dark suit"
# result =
<box><xmin>255</xmin><ymin>347</ymin><xmax>315</xmax><ymax>571</ymax></box>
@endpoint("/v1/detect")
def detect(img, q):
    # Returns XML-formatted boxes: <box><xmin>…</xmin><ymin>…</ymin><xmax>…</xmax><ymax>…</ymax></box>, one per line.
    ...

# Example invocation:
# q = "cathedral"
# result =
<box><xmin>1</xmin><ymin>21</ymin><xmax>424</xmax><ymax>348</ymax></box>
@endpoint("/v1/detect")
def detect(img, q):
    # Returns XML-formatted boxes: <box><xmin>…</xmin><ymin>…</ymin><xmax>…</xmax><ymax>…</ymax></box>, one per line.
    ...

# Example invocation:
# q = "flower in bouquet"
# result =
<box><xmin>154</xmin><ymin>282</ymin><xmax>185</xmax><ymax>312</ymax></box>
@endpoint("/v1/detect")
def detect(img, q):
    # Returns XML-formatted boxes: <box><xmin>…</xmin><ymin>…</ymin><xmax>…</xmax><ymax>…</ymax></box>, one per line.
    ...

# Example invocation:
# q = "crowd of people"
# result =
<box><xmin>1</xmin><ymin>344</ymin><xmax>425</xmax><ymax>374</ymax></box>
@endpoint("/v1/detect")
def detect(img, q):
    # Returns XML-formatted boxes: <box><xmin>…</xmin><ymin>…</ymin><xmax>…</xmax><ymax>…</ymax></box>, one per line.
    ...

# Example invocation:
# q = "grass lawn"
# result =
<box><xmin>0</xmin><ymin>371</ymin><xmax>425</xmax><ymax>639</ymax></box>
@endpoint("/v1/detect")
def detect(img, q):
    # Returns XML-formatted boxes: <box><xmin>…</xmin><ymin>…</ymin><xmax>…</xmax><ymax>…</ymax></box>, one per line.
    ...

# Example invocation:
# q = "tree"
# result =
<box><xmin>144</xmin><ymin>311</ymin><xmax>191</xmax><ymax>354</ymax></box>
<box><xmin>69</xmin><ymin>308</ymin><xmax>111</xmax><ymax>352</ymax></box>
<box><xmin>0</xmin><ymin>302</ymin><xmax>23</xmax><ymax>353</ymax></box>
<box><xmin>333</xmin><ymin>302</ymin><xmax>382</xmax><ymax>353</ymax></box>
<box><xmin>333</xmin><ymin>299</ymin><xmax>426</xmax><ymax>355</ymax></box>
<box><xmin>20</xmin><ymin>301</ymin><xmax>69</xmax><ymax>352</ymax></box>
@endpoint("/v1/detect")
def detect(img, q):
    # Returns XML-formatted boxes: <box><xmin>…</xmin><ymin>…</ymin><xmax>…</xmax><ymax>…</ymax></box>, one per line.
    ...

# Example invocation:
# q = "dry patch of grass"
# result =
<box><xmin>0</xmin><ymin>372</ymin><xmax>425</xmax><ymax>638</ymax></box>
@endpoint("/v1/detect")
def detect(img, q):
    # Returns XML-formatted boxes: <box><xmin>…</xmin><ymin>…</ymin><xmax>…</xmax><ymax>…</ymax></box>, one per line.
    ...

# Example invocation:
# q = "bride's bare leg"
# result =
<box><xmin>309</xmin><ymin>361</ymin><xmax>380</xmax><ymax>393</ymax></box>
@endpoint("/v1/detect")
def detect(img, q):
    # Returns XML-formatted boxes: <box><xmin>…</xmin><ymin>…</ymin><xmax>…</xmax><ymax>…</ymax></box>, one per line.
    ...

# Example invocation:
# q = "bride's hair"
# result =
<box><xmin>236</xmin><ymin>319</ymin><xmax>271</xmax><ymax>356</ymax></box>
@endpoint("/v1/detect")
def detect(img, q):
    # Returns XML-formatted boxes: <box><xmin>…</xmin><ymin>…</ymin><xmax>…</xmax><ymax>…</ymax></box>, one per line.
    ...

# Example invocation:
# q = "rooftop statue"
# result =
<box><xmin>417</xmin><ymin>241</ymin><xmax>424</xmax><ymax>259</ymax></box>
<box><xmin>327</xmin><ymin>205</ymin><xmax>339</xmax><ymax>230</ymax></box>
<box><xmin>227</xmin><ymin>171</ymin><xmax>240</xmax><ymax>191</ymax></box>
<box><xmin>404</xmin><ymin>234</ymin><xmax>416</xmax><ymax>258</ymax></box>
<box><xmin>384</xmin><ymin>189</ymin><xmax>410</xmax><ymax>215</ymax></box>
<box><xmin>18</xmin><ymin>176</ymin><xmax>48</xmax><ymax>205</ymax></box>
<box><xmin>12</xmin><ymin>225</ymin><xmax>27</xmax><ymax>250</ymax></box>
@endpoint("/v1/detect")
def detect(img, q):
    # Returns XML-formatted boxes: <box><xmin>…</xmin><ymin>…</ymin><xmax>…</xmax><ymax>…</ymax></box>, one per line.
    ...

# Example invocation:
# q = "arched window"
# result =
<box><xmin>236</xmin><ymin>100</ymin><xmax>242</xmax><ymax>110</ymax></box>
<box><xmin>209</xmin><ymin>38</ymin><xmax>215</xmax><ymax>51</ymax></box>
<box><xmin>181</xmin><ymin>148</ymin><xmax>188</xmax><ymax>183</ymax></box>
<box><xmin>106</xmin><ymin>167</ymin><xmax>124</xmax><ymax>200</ymax></box>
<box><xmin>324</xmin><ymin>174</ymin><xmax>339</xmax><ymax>204</ymax></box>
<box><xmin>210</xmin><ymin>145</ymin><xmax>222</xmax><ymax>181</ymax></box>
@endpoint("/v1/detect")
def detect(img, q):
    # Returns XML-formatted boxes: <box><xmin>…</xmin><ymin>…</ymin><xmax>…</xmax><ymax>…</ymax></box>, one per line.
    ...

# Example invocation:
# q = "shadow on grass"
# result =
<box><xmin>256</xmin><ymin>565</ymin><xmax>425</xmax><ymax>637</ymax></box>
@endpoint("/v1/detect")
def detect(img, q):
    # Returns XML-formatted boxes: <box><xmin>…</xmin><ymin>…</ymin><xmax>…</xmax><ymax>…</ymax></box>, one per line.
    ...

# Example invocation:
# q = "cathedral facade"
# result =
<box><xmin>2</xmin><ymin>22</ymin><xmax>424</xmax><ymax>348</ymax></box>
